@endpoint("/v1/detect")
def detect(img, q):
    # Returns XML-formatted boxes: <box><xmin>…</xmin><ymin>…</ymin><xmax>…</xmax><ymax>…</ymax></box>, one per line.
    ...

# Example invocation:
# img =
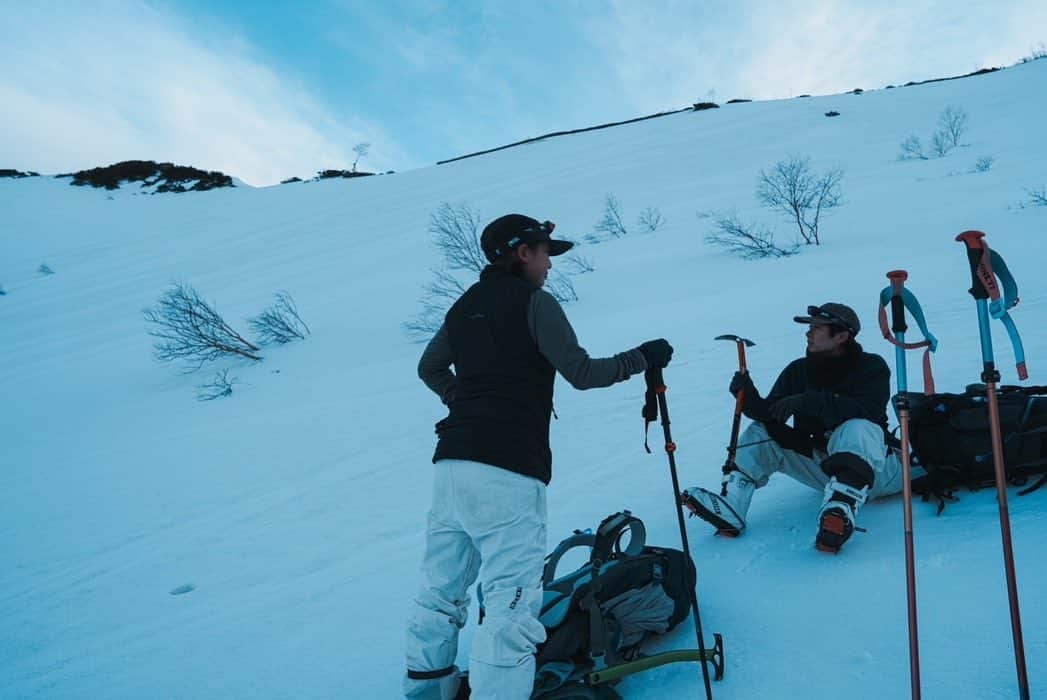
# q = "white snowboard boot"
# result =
<box><xmin>815</xmin><ymin>477</ymin><xmax>869</xmax><ymax>553</ymax></box>
<box><xmin>681</xmin><ymin>469</ymin><xmax>756</xmax><ymax>536</ymax></box>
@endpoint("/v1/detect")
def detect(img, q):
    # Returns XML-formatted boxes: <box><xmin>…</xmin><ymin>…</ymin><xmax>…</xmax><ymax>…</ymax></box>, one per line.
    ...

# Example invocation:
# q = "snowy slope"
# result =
<box><xmin>2</xmin><ymin>60</ymin><xmax>1046</xmax><ymax>699</ymax></box>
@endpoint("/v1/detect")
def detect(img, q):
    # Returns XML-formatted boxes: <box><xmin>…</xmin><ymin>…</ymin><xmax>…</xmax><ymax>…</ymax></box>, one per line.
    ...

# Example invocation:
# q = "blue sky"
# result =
<box><xmin>2</xmin><ymin>1</ymin><xmax>1045</xmax><ymax>186</ymax></box>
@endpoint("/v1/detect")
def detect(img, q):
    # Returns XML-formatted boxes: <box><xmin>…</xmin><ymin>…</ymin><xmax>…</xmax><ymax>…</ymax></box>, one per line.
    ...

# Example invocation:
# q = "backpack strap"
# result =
<box><xmin>878</xmin><ymin>284</ymin><xmax>938</xmax><ymax>394</ymax></box>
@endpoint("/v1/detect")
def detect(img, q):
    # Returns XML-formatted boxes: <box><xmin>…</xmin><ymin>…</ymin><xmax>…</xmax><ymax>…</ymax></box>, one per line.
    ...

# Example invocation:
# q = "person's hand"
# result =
<box><xmin>769</xmin><ymin>394</ymin><xmax>804</xmax><ymax>422</ymax></box>
<box><xmin>728</xmin><ymin>371</ymin><xmax>754</xmax><ymax>397</ymax></box>
<box><xmin>639</xmin><ymin>339</ymin><xmax>674</xmax><ymax>369</ymax></box>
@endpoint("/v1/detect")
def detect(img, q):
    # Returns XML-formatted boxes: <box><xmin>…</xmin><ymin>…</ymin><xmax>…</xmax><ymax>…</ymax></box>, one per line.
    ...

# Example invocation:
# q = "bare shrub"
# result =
<box><xmin>562</xmin><ymin>254</ymin><xmax>595</xmax><ymax>274</ymax></box>
<box><xmin>544</xmin><ymin>273</ymin><xmax>578</xmax><ymax>303</ymax></box>
<box><xmin>973</xmin><ymin>156</ymin><xmax>995</xmax><ymax>173</ymax></box>
<box><xmin>705</xmin><ymin>212</ymin><xmax>798</xmax><ymax>259</ymax></box>
<box><xmin>931</xmin><ymin>106</ymin><xmax>967</xmax><ymax>157</ymax></box>
<box><xmin>898</xmin><ymin>135</ymin><xmax>927</xmax><ymax>161</ymax></box>
<box><xmin>637</xmin><ymin>207</ymin><xmax>664</xmax><ymax>233</ymax></box>
<box><xmin>756</xmin><ymin>156</ymin><xmax>842</xmax><ymax>245</ymax></box>
<box><xmin>1029</xmin><ymin>186</ymin><xmax>1047</xmax><ymax>206</ymax></box>
<box><xmin>594</xmin><ymin>194</ymin><xmax>628</xmax><ymax>239</ymax></box>
<box><xmin>403</xmin><ymin>269</ymin><xmax>469</xmax><ymax>341</ymax></box>
<box><xmin>430</xmin><ymin>202</ymin><xmax>486</xmax><ymax>273</ymax></box>
<box><xmin>250</xmin><ymin>291</ymin><xmax>310</xmax><ymax>345</ymax></box>
<box><xmin>39</xmin><ymin>263</ymin><xmax>54</xmax><ymax>275</ymax></box>
<box><xmin>145</xmin><ymin>283</ymin><xmax>262</xmax><ymax>369</ymax></box>
<box><xmin>352</xmin><ymin>142</ymin><xmax>370</xmax><ymax>173</ymax></box>
<box><xmin>196</xmin><ymin>369</ymin><xmax>241</xmax><ymax>401</ymax></box>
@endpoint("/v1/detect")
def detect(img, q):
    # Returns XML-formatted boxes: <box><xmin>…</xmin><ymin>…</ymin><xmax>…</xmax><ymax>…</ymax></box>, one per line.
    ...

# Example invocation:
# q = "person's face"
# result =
<box><xmin>806</xmin><ymin>323</ymin><xmax>850</xmax><ymax>355</ymax></box>
<box><xmin>518</xmin><ymin>241</ymin><xmax>552</xmax><ymax>287</ymax></box>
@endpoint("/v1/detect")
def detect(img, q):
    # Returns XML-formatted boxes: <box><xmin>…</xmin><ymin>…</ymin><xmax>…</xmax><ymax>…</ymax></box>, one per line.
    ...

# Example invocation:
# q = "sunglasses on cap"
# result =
<box><xmin>496</xmin><ymin>220</ymin><xmax>556</xmax><ymax>257</ymax></box>
<box><xmin>806</xmin><ymin>305</ymin><xmax>857</xmax><ymax>335</ymax></box>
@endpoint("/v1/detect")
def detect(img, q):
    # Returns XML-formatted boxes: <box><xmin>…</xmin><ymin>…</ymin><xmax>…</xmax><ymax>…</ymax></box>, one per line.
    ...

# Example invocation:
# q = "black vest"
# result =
<box><xmin>433</xmin><ymin>266</ymin><xmax>556</xmax><ymax>483</ymax></box>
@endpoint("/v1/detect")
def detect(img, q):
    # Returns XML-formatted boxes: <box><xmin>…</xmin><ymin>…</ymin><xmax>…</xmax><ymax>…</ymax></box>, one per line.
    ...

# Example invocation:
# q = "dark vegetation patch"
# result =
<box><xmin>0</xmin><ymin>169</ymin><xmax>39</xmax><ymax>178</ymax></box>
<box><xmin>70</xmin><ymin>160</ymin><xmax>234</xmax><ymax>193</ymax></box>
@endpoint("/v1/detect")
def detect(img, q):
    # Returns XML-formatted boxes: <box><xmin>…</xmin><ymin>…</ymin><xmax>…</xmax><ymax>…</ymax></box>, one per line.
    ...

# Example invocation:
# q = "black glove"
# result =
<box><xmin>769</xmin><ymin>394</ymin><xmax>804</xmax><ymax>422</ymax></box>
<box><xmin>639</xmin><ymin>339</ymin><xmax>674</xmax><ymax>369</ymax></box>
<box><xmin>728</xmin><ymin>371</ymin><xmax>755</xmax><ymax>397</ymax></box>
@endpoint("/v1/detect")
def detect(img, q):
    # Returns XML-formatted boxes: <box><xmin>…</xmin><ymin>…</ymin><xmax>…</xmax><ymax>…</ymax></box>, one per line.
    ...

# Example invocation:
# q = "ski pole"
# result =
<box><xmin>955</xmin><ymin>230</ymin><xmax>1030</xmax><ymax>700</ymax></box>
<box><xmin>715</xmin><ymin>335</ymin><xmax>755</xmax><ymax>491</ymax></box>
<box><xmin>644</xmin><ymin>367</ymin><xmax>715</xmax><ymax>700</ymax></box>
<box><xmin>881</xmin><ymin>270</ymin><xmax>922</xmax><ymax>700</ymax></box>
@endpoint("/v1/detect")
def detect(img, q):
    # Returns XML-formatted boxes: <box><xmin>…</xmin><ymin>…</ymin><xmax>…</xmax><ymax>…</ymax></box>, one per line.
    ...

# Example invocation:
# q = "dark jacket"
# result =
<box><xmin>743</xmin><ymin>341</ymin><xmax>890</xmax><ymax>455</ymax></box>
<box><xmin>419</xmin><ymin>266</ymin><xmax>647</xmax><ymax>484</ymax></box>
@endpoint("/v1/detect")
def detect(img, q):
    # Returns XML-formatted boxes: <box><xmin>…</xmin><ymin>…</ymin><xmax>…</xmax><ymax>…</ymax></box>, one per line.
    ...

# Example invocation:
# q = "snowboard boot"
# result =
<box><xmin>681</xmin><ymin>469</ymin><xmax>756</xmax><ymax>536</ymax></box>
<box><xmin>815</xmin><ymin>477</ymin><xmax>869</xmax><ymax>553</ymax></box>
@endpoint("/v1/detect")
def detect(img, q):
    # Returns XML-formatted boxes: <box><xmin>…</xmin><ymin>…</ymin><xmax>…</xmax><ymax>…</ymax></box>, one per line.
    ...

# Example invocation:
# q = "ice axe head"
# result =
<box><xmin>715</xmin><ymin>334</ymin><xmax>755</xmax><ymax>371</ymax></box>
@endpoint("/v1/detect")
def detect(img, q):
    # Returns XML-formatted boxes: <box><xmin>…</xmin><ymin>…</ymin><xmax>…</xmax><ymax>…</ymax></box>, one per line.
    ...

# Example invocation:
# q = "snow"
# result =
<box><xmin>2</xmin><ymin>60</ymin><xmax>1046</xmax><ymax>699</ymax></box>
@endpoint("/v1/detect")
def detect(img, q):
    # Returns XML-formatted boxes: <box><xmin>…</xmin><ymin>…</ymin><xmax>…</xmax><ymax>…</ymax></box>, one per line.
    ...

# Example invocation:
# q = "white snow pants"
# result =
<box><xmin>736</xmin><ymin>419</ymin><xmax>904</xmax><ymax>500</ymax></box>
<box><xmin>404</xmin><ymin>459</ymin><xmax>547</xmax><ymax>700</ymax></box>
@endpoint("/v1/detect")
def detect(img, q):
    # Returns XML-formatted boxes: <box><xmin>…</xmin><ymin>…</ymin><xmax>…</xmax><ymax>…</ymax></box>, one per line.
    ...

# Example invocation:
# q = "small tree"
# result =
<box><xmin>757</xmin><ymin>156</ymin><xmax>842</xmax><ymax>245</ymax></box>
<box><xmin>937</xmin><ymin>106</ymin><xmax>968</xmax><ymax>152</ymax></box>
<box><xmin>594</xmin><ymin>194</ymin><xmax>628</xmax><ymax>239</ymax></box>
<box><xmin>544</xmin><ymin>273</ymin><xmax>578</xmax><ymax>304</ymax></box>
<box><xmin>196</xmin><ymin>369</ymin><xmax>241</xmax><ymax>401</ymax></box>
<box><xmin>705</xmin><ymin>212</ymin><xmax>798</xmax><ymax>259</ymax></box>
<box><xmin>562</xmin><ymin>254</ymin><xmax>595</xmax><ymax>274</ymax></box>
<box><xmin>637</xmin><ymin>206</ymin><xmax>664</xmax><ymax>232</ymax></box>
<box><xmin>250</xmin><ymin>291</ymin><xmax>310</xmax><ymax>345</ymax></box>
<box><xmin>1029</xmin><ymin>186</ymin><xmax>1047</xmax><ymax>206</ymax></box>
<box><xmin>430</xmin><ymin>202</ymin><xmax>486</xmax><ymax>273</ymax></box>
<box><xmin>898</xmin><ymin>135</ymin><xmax>927</xmax><ymax>161</ymax></box>
<box><xmin>351</xmin><ymin>142</ymin><xmax>370</xmax><ymax>173</ymax></box>
<box><xmin>144</xmin><ymin>283</ymin><xmax>261</xmax><ymax>369</ymax></box>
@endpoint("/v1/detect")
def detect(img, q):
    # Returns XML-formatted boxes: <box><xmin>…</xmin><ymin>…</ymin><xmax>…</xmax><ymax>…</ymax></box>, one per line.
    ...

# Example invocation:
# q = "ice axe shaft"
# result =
<box><xmin>715</xmin><ymin>335</ymin><xmax>755</xmax><ymax>480</ymax></box>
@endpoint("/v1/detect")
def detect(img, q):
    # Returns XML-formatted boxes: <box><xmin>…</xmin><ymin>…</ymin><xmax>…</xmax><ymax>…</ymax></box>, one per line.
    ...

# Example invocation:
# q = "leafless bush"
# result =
<box><xmin>930</xmin><ymin>106</ymin><xmax>967</xmax><ymax>157</ymax></box>
<box><xmin>545</xmin><ymin>272</ymin><xmax>578</xmax><ymax>303</ymax></box>
<box><xmin>757</xmin><ymin>156</ymin><xmax>842</xmax><ymax>245</ymax></box>
<box><xmin>594</xmin><ymin>194</ymin><xmax>628</xmax><ymax>239</ymax></box>
<box><xmin>898</xmin><ymin>135</ymin><xmax>927</xmax><ymax>161</ymax></box>
<box><xmin>144</xmin><ymin>283</ymin><xmax>262</xmax><ymax>369</ymax></box>
<box><xmin>637</xmin><ymin>206</ymin><xmax>664</xmax><ymax>232</ymax></box>
<box><xmin>1029</xmin><ymin>186</ymin><xmax>1047</xmax><ymax>206</ymax></box>
<box><xmin>705</xmin><ymin>212</ymin><xmax>798</xmax><ymax>259</ymax></box>
<box><xmin>939</xmin><ymin>106</ymin><xmax>968</xmax><ymax>149</ymax></box>
<box><xmin>562</xmin><ymin>254</ymin><xmax>595</xmax><ymax>274</ymax></box>
<box><xmin>973</xmin><ymin>156</ymin><xmax>995</xmax><ymax>173</ymax></box>
<box><xmin>250</xmin><ymin>291</ymin><xmax>310</xmax><ymax>345</ymax></box>
<box><xmin>430</xmin><ymin>202</ymin><xmax>486</xmax><ymax>273</ymax></box>
<box><xmin>403</xmin><ymin>269</ymin><xmax>468</xmax><ymax>340</ymax></box>
<box><xmin>352</xmin><ymin>142</ymin><xmax>370</xmax><ymax>172</ymax></box>
<box><xmin>39</xmin><ymin>263</ymin><xmax>54</xmax><ymax>275</ymax></box>
<box><xmin>196</xmin><ymin>369</ymin><xmax>241</xmax><ymax>401</ymax></box>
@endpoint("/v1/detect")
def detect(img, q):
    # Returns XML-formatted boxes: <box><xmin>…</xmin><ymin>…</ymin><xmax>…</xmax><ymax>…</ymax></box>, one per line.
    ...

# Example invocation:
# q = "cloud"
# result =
<box><xmin>0</xmin><ymin>2</ymin><xmax>412</xmax><ymax>185</ymax></box>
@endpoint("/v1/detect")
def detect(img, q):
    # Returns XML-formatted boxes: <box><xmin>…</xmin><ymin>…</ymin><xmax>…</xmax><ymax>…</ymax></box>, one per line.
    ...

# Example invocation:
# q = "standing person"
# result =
<box><xmin>682</xmin><ymin>303</ymin><xmax>902</xmax><ymax>553</ymax></box>
<box><xmin>404</xmin><ymin>214</ymin><xmax>673</xmax><ymax>699</ymax></box>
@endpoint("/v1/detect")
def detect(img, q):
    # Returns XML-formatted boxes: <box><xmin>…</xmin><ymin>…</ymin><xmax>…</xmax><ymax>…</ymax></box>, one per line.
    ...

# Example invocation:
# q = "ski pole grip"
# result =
<box><xmin>887</xmin><ymin>270</ymin><xmax>908</xmax><ymax>333</ymax></box>
<box><xmin>956</xmin><ymin>230</ymin><xmax>990</xmax><ymax>300</ymax></box>
<box><xmin>645</xmin><ymin>367</ymin><xmax>665</xmax><ymax>391</ymax></box>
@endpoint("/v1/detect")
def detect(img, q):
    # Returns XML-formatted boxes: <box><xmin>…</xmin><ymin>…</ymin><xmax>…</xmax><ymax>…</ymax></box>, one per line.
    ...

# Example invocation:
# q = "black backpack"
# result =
<box><xmin>907</xmin><ymin>385</ymin><xmax>1047</xmax><ymax>510</ymax></box>
<box><xmin>471</xmin><ymin>511</ymin><xmax>709</xmax><ymax>699</ymax></box>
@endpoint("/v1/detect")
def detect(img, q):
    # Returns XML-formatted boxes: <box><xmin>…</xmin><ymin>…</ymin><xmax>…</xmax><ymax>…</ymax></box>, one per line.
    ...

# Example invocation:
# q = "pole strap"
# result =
<box><xmin>969</xmin><ymin>235</ymin><xmax>1028</xmax><ymax>380</ymax></box>
<box><xmin>878</xmin><ymin>285</ymin><xmax>938</xmax><ymax>394</ymax></box>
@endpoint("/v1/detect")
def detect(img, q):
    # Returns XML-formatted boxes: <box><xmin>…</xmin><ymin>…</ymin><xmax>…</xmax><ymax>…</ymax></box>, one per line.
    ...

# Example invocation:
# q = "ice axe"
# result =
<box><xmin>715</xmin><ymin>335</ymin><xmax>755</xmax><ymax>489</ymax></box>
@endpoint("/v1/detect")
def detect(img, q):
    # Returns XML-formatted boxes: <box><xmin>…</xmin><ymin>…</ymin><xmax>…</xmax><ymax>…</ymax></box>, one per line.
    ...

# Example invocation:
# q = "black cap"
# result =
<box><xmin>480</xmin><ymin>214</ymin><xmax>574</xmax><ymax>263</ymax></box>
<box><xmin>793</xmin><ymin>303</ymin><xmax>861</xmax><ymax>335</ymax></box>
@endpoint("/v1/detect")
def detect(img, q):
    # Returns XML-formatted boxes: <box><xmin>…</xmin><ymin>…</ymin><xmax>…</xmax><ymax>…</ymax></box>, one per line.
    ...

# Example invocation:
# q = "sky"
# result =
<box><xmin>2</xmin><ymin>0</ymin><xmax>1045</xmax><ymax>187</ymax></box>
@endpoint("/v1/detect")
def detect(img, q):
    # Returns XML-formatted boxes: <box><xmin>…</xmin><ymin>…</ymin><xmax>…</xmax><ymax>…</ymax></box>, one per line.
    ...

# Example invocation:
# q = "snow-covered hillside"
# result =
<box><xmin>3</xmin><ymin>60</ymin><xmax>1046</xmax><ymax>699</ymax></box>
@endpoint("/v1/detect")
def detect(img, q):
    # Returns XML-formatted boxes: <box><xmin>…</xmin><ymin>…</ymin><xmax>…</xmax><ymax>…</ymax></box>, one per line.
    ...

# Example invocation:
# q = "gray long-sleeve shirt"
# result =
<box><xmin>418</xmin><ymin>289</ymin><xmax>647</xmax><ymax>404</ymax></box>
